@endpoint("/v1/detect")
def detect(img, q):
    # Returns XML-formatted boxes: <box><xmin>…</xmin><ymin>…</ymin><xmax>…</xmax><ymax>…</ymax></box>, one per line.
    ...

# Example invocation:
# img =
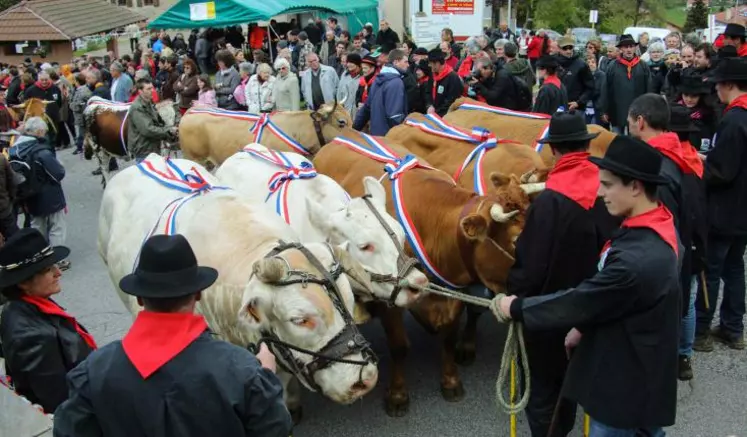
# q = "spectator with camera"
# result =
<box><xmin>466</xmin><ymin>57</ymin><xmax>521</xmax><ymax>110</ymax></box>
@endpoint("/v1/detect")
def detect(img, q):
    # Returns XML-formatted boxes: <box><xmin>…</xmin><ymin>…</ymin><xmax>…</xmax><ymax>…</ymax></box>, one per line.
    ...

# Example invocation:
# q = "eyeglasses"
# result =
<box><xmin>562</xmin><ymin>46</ymin><xmax>575</xmax><ymax>51</ymax></box>
<box><xmin>0</xmin><ymin>246</ymin><xmax>53</xmax><ymax>271</ymax></box>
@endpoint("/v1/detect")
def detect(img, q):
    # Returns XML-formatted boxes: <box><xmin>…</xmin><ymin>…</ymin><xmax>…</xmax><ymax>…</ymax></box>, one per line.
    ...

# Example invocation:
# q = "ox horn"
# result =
<box><xmin>519</xmin><ymin>169</ymin><xmax>535</xmax><ymax>184</ymax></box>
<box><xmin>332</xmin><ymin>245</ymin><xmax>374</xmax><ymax>297</ymax></box>
<box><xmin>339</xmin><ymin>92</ymin><xmax>347</xmax><ymax>107</ymax></box>
<box><xmin>490</xmin><ymin>204</ymin><xmax>520</xmax><ymax>223</ymax></box>
<box><xmin>521</xmin><ymin>183</ymin><xmax>546</xmax><ymax>195</ymax></box>
<box><xmin>252</xmin><ymin>257</ymin><xmax>288</xmax><ymax>283</ymax></box>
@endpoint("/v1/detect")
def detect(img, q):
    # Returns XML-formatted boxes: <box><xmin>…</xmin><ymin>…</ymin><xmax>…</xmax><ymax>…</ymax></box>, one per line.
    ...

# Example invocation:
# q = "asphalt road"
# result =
<box><xmin>55</xmin><ymin>149</ymin><xmax>747</xmax><ymax>437</ymax></box>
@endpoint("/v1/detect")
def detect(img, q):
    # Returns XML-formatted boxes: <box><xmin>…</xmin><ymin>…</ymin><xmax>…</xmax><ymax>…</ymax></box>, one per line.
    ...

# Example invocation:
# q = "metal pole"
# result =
<box><xmin>508</xmin><ymin>0</ymin><xmax>513</xmax><ymax>30</ymax></box>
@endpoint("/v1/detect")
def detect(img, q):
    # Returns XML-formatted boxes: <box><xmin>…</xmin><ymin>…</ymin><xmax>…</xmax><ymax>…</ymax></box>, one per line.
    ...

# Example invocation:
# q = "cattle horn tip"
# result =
<box><xmin>490</xmin><ymin>204</ymin><xmax>519</xmax><ymax>223</ymax></box>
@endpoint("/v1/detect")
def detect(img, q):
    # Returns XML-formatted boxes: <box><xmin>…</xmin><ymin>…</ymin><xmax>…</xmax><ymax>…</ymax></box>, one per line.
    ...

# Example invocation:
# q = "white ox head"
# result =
<box><xmin>239</xmin><ymin>241</ymin><xmax>378</xmax><ymax>403</ymax></box>
<box><xmin>305</xmin><ymin>176</ymin><xmax>429</xmax><ymax>307</ymax></box>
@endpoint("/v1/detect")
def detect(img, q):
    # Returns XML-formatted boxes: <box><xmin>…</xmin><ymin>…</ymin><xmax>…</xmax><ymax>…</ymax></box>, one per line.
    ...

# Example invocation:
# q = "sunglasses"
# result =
<box><xmin>562</xmin><ymin>46</ymin><xmax>575</xmax><ymax>51</ymax></box>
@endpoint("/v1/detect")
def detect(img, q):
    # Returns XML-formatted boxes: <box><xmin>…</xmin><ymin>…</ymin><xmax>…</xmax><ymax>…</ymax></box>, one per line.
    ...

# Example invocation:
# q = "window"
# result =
<box><xmin>6</xmin><ymin>41</ymin><xmax>51</xmax><ymax>56</ymax></box>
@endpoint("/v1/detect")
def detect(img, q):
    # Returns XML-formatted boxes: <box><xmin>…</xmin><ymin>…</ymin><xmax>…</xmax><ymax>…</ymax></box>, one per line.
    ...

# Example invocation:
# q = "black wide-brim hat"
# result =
<box><xmin>723</xmin><ymin>23</ymin><xmax>746</xmax><ymax>38</ymax></box>
<box><xmin>0</xmin><ymin>228</ymin><xmax>69</xmax><ymax>290</ymax></box>
<box><xmin>669</xmin><ymin>104</ymin><xmax>700</xmax><ymax>133</ymax></box>
<box><xmin>428</xmin><ymin>48</ymin><xmax>446</xmax><ymax>63</ymax></box>
<box><xmin>588</xmin><ymin>136</ymin><xmax>668</xmax><ymax>185</ymax></box>
<box><xmin>617</xmin><ymin>34</ymin><xmax>637</xmax><ymax>48</ymax></box>
<box><xmin>119</xmin><ymin>234</ymin><xmax>218</xmax><ymax>298</ymax></box>
<box><xmin>537</xmin><ymin>111</ymin><xmax>601</xmax><ymax>143</ymax></box>
<box><xmin>536</xmin><ymin>55</ymin><xmax>559</xmax><ymax>70</ymax></box>
<box><xmin>706</xmin><ymin>56</ymin><xmax>747</xmax><ymax>83</ymax></box>
<box><xmin>679</xmin><ymin>75</ymin><xmax>711</xmax><ymax>94</ymax></box>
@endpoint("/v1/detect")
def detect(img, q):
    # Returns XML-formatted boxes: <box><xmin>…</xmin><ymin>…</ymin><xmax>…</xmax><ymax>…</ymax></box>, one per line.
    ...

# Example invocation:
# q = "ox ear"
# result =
<box><xmin>362</xmin><ymin>176</ymin><xmax>386</xmax><ymax>209</ymax></box>
<box><xmin>460</xmin><ymin>214</ymin><xmax>488</xmax><ymax>242</ymax></box>
<box><xmin>332</xmin><ymin>244</ymin><xmax>374</xmax><ymax>299</ymax></box>
<box><xmin>240</xmin><ymin>295</ymin><xmax>267</xmax><ymax>327</ymax></box>
<box><xmin>490</xmin><ymin>172</ymin><xmax>511</xmax><ymax>188</ymax></box>
<box><xmin>310</xmin><ymin>110</ymin><xmax>324</xmax><ymax>122</ymax></box>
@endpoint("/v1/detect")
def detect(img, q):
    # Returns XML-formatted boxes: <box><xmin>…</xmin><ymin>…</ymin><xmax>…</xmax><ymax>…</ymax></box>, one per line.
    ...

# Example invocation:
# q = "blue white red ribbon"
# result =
<box><xmin>186</xmin><ymin>106</ymin><xmax>260</xmax><ymax>122</ymax></box>
<box><xmin>456</xmin><ymin>102</ymin><xmax>552</xmax><ymax>152</ymax></box>
<box><xmin>333</xmin><ymin>133</ymin><xmax>462</xmax><ymax>288</ymax></box>
<box><xmin>249</xmin><ymin>113</ymin><xmax>313</xmax><ymax>156</ymax></box>
<box><xmin>242</xmin><ymin>146</ymin><xmax>318</xmax><ymax>224</ymax></box>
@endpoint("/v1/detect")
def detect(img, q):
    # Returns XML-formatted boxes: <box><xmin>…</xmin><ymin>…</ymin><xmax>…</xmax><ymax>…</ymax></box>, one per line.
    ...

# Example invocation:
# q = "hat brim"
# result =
<box><xmin>679</xmin><ymin>85</ymin><xmax>711</xmax><ymax>94</ymax></box>
<box><xmin>705</xmin><ymin>73</ymin><xmax>747</xmax><ymax>83</ymax></box>
<box><xmin>119</xmin><ymin>266</ymin><xmax>218</xmax><ymax>298</ymax></box>
<box><xmin>588</xmin><ymin>156</ymin><xmax>669</xmax><ymax>185</ymax></box>
<box><xmin>537</xmin><ymin>131</ymin><xmax>600</xmax><ymax>144</ymax></box>
<box><xmin>0</xmin><ymin>246</ymin><xmax>70</xmax><ymax>290</ymax></box>
<box><xmin>669</xmin><ymin>123</ymin><xmax>700</xmax><ymax>133</ymax></box>
<box><xmin>616</xmin><ymin>40</ymin><xmax>638</xmax><ymax>48</ymax></box>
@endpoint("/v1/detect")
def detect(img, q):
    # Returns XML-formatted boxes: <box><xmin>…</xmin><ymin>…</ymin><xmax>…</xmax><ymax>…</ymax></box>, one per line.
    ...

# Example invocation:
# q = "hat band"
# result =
<box><xmin>0</xmin><ymin>246</ymin><xmax>54</xmax><ymax>271</ymax></box>
<box><xmin>134</xmin><ymin>265</ymin><xmax>200</xmax><ymax>286</ymax></box>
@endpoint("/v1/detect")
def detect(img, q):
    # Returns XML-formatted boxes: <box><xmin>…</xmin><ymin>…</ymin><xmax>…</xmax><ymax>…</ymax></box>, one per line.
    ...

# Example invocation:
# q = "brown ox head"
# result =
<box><xmin>12</xmin><ymin>98</ymin><xmax>52</xmax><ymax>124</ymax></box>
<box><xmin>310</xmin><ymin>99</ymin><xmax>353</xmax><ymax>145</ymax></box>
<box><xmin>459</xmin><ymin>175</ymin><xmax>533</xmax><ymax>293</ymax></box>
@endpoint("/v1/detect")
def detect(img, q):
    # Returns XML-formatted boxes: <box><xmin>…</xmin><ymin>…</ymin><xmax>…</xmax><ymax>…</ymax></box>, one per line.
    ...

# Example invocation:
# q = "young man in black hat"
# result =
<box><xmin>353</xmin><ymin>48</ymin><xmax>407</xmax><ymax>136</ymax></box>
<box><xmin>493</xmin><ymin>136</ymin><xmax>680</xmax><ymax>436</ymax></box>
<box><xmin>601</xmin><ymin>34</ymin><xmax>652</xmax><ymax>134</ymax></box>
<box><xmin>720</xmin><ymin>23</ymin><xmax>746</xmax><ymax>57</ymax></box>
<box><xmin>678</xmin><ymin>69</ymin><xmax>718</xmax><ymax>152</ymax></box>
<box><xmin>533</xmin><ymin>55</ymin><xmax>568</xmax><ymax>115</ymax></box>
<box><xmin>506</xmin><ymin>111</ymin><xmax>617</xmax><ymax>437</ymax></box>
<box><xmin>694</xmin><ymin>56</ymin><xmax>747</xmax><ymax>351</ymax></box>
<box><xmin>53</xmin><ymin>234</ymin><xmax>292</xmax><ymax>437</ymax></box>
<box><xmin>426</xmin><ymin>48</ymin><xmax>462</xmax><ymax>116</ymax></box>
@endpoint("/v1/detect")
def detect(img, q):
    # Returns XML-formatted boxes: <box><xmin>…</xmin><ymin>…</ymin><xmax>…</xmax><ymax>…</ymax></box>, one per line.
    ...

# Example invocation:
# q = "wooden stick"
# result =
<box><xmin>700</xmin><ymin>271</ymin><xmax>710</xmax><ymax>310</ymax></box>
<box><xmin>584</xmin><ymin>413</ymin><xmax>590</xmax><ymax>436</ymax></box>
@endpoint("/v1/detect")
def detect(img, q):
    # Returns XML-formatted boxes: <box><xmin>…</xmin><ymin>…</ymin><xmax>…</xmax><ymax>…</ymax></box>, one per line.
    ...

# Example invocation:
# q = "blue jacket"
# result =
<box><xmin>111</xmin><ymin>73</ymin><xmax>133</xmax><ymax>103</ymax></box>
<box><xmin>10</xmin><ymin>135</ymin><xmax>66</xmax><ymax>216</ymax></box>
<box><xmin>353</xmin><ymin>66</ymin><xmax>406</xmax><ymax>136</ymax></box>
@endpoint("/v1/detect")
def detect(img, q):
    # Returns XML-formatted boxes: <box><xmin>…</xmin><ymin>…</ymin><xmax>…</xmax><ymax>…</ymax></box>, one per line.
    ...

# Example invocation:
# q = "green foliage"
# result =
<box><xmin>0</xmin><ymin>0</ymin><xmax>20</xmax><ymax>12</ymax></box>
<box><xmin>534</xmin><ymin>0</ymin><xmax>586</xmax><ymax>33</ymax></box>
<box><xmin>684</xmin><ymin>0</ymin><xmax>709</xmax><ymax>32</ymax></box>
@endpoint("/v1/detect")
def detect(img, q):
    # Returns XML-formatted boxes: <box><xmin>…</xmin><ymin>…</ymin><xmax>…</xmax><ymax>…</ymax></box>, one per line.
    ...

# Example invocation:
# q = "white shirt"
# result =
<box><xmin>110</xmin><ymin>77</ymin><xmax>120</xmax><ymax>102</ymax></box>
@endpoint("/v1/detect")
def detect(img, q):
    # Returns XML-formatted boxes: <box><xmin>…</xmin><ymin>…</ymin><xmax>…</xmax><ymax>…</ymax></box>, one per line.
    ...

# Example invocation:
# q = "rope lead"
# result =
<box><xmin>400</xmin><ymin>281</ymin><xmax>531</xmax><ymax>416</ymax></box>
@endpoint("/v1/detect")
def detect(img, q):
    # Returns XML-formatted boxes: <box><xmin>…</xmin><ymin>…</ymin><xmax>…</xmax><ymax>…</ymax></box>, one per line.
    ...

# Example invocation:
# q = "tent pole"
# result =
<box><xmin>268</xmin><ymin>23</ymin><xmax>282</xmax><ymax>63</ymax></box>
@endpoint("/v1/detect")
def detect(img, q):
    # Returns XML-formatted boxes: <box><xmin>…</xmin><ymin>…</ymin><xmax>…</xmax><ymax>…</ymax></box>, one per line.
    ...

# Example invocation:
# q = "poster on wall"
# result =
<box><xmin>432</xmin><ymin>0</ymin><xmax>474</xmax><ymax>15</ymax></box>
<box><xmin>411</xmin><ymin>13</ymin><xmax>451</xmax><ymax>48</ymax></box>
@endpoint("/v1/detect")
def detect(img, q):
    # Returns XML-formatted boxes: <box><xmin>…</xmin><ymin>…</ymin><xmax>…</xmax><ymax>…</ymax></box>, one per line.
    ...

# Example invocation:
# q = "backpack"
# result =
<box><xmin>9</xmin><ymin>144</ymin><xmax>47</xmax><ymax>201</ymax></box>
<box><xmin>509</xmin><ymin>74</ymin><xmax>533</xmax><ymax>112</ymax></box>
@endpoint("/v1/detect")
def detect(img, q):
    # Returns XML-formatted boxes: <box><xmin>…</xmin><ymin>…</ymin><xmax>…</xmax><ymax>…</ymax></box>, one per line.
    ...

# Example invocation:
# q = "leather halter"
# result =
<box><xmin>252</xmin><ymin>240</ymin><xmax>376</xmax><ymax>392</ymax></box>
<box><xmin>309</xmin><ymin>113</ymin><xmax>329</xmax><ymax>149</ymax></box>
<box><xmin>456</xmin><ymin>196</ymin><xmax>516</xmax><ymax>289</ymax></box>
<box><xmin>360</xmin><ymin>195</ymin><xmax>421</xmax><ymax>306</ymax></box>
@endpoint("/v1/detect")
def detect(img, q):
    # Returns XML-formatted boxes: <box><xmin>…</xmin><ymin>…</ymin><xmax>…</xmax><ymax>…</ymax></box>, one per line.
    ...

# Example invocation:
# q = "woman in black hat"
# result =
<box><xmin>0</xmin><ymin>228</ymin><xmax>95</xmax><ymax>413</ymax></box>
<box><xmin>675</xmin><ymin>70</ymin><xmax>718</xmax><ymax>152</ymax></box>
<box><xmin>533</xmin><ymin>55</ymin><xmax>568</xmax><ymax>115</ymax></box>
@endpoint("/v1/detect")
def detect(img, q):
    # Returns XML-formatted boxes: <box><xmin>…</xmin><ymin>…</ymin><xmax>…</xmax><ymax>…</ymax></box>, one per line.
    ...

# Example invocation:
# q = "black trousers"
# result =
<box><xmin>521</xmin><ymin>330</ymin><xmax>577</xmax><ymax>437</ymax></box>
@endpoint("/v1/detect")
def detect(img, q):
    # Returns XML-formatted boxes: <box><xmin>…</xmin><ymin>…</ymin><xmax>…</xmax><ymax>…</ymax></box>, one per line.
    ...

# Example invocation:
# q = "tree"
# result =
<box><xmin>684</xmin><ymin>0</ymin><xmax>709</xmax><ymax>32</ymax></box>
<box><xmin>0</xmin><ymin>0</ymin><xmax>20</xmax><ymax>12</ymax></box>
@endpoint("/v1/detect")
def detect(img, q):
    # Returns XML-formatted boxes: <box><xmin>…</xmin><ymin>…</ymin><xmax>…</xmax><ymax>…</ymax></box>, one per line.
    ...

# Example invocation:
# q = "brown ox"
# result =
<box><xmin>386</xmin><ymin>113</ymin><xmax>549</xmax><ymax>191</ymax></box>
<box><xmin>179</xmin><ymin>102</ymin><xmax>352</xmax><ymax>167</ymax></box>
<box><xmin>11</xmin><ymin>98</ymin><xmax>54</xmax><ymax>131</ymax></box>
<box><xmin>314</xmin><ymin>131</ymin><xmax>533</xmax><ymax>417</ymax></box>
<box><xmin>445</xmin><ymin>98</ymin><xmax>615</xmax><ymax>165</ymax></box>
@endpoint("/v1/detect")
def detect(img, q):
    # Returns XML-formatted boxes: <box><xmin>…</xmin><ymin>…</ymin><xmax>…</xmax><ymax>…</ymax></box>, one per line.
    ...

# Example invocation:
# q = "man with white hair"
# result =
<box><xmin>9</xmin><ymin>117</ymin><xmax>69</xmax><ymax>269</ymax></box>
<box><xmin>300</xmin><ymin>52</ymin><xmax>339</xmax><ymax>110</ymax></box>
<box><xmin>22</xmin><ymin>71</ymin><xmax>62</xmax><ymax>144</ymax></box>
<box><xmin>110</xmin><ymin>61</ymin><xmax>133</xmax><ymax>103</ymax></box>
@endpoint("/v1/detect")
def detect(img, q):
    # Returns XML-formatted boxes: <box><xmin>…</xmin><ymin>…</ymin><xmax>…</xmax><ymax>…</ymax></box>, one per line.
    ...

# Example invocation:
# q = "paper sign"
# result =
<box><xmin>589</xmin><ymin>10</ymin><xmax>598</xmax><ymax>24</ymax></box>
<box><xmin>190</xmin><ymin>2</ymin><xmax>216</xmax><ymax>21</ymax></box>
<box><xmin>432</xmin><ymin>0</ymin><xmax>474</xmax><ymax>15</ymax></box>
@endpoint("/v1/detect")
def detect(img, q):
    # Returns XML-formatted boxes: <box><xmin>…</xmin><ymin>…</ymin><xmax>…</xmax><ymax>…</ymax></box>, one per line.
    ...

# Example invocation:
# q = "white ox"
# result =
<box><xmin>98</xmin><ymin>154</ymin><xmax>379</xmax><ymax>410</ymax></box>
<box><xmin>215</xmin><ymin>144</ymin><xmax>429</xmax><ymax>309</ymax></box>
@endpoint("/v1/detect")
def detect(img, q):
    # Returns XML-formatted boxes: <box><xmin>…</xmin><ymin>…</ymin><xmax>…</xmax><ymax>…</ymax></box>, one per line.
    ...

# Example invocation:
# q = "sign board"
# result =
<box><xmin>189</xmin><ymin>2</ymin><xmax>216</xmax><ymax>21</ymax></box>
<box><xmin>589</xmin><ymin>10</ymin><xmax>598</xmax><ymax>24</ymax></box>
<box><xmin>432</xmin><ymin>0</ymin><xmax>474</xmax><ymax>15</ymax></box>
<box><xmin>410</xmin><ymin>12</ymin><xmax>451</xmax><ymax>48</ymax></box>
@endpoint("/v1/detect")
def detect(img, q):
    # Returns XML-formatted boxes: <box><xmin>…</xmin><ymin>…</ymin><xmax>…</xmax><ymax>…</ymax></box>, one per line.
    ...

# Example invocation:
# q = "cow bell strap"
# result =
<box><xmin>310</xmin><ymin>113</ymin><xmax>328</xmax><ymax>150</ymax></box>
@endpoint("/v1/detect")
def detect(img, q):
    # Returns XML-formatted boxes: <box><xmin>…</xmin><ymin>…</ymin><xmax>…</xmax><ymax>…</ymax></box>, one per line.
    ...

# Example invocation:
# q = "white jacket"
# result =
<box><xmin>245</xmin><ymin>74</ymin><xmax>276</xmax><ymax>114</ymax></box>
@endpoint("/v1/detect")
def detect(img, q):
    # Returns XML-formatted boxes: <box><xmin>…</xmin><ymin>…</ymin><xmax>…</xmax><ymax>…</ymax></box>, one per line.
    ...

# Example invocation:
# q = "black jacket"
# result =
<box><xmin>401</xmin><ymin>69</ymin><xmax>419</xmax><ymax>114</ymax></box>
<box><xmin>474</xmin><ymin>66</ymin><xmax>520</xmax><ymax>110</ymax></box>
<box><xmin>0</xmin><ymin>299</ymin><xmax>94</xmax><ymax>412</ymax></box>
<box><xmin>703</xmin><ymin>104</ymin><xmax>747</xmax><ymax>236</ymax></box>
<box><xmin>53</xmin><ymin>332</ymin><xmax>292</xmax><ymax>437</ymax></box>
<box><xmin>432</xmin><ymin>69</ymin><xmax>463</xmax><ymax>116</ymax></box>
<box><xmin>648</xmin><ymin>61</ymin><xmax>668</xmax><ymax>95</ymax></box>
<box><xmin>6</xmin><ymin>76</ymin><xmax>22</xmax><ymax>105</ymax></box>
<box><xmin>558</xmin><ymin>54</ymin><xmax>595</xmax><ymax>109</ymax></box>
<box><xmin>91</xmin><ymin>84</ymin><xmax>111</xmax><ymax>100</ymax></box>
<box><xmin>10</xmin><ymin>135</ymin><xmax>66</xmax><ymax>216</ymax></box>
<box><xmin>533</xmin><ymin>79</ymin><xmax>568</xmax><ymax>115</ymax></box>
<box><xmin>375</xmin><ymin>28</ymin><xmax>400</xmax><ymax>48</ymax></box>
<box><xmin>603</xmin><ymin>58</ymin><xmax>652</xmax><ymax>129</ymax></box>
<box><xmin>23</xmin><ymin>83</ymin><xmax>63</xmax><ymax>123</ymax></box>
<box><xmin>510</xmin><ymin>219</ymin><xmax>680</xmax><ymax>429</ymax></box>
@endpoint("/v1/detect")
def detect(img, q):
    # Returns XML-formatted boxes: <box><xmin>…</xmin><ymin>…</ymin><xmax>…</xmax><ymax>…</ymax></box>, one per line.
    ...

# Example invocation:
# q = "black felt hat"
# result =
<box><xmin>346</xmin><ymin>53</ymin><xmax>362</xmax><ymax>67</ymax></box>
<box><xmin>589</xmin><ymin>136</ymin><xmax>668</xmax><ymax>185</ymax></box>
<box><xmin>414</xmin><ymin>47</ymin><xmax>428</xmax><ymax>56</ymax></box>
<box><xmin>617</xmin><ymin>34</ymin><xmax>637</xmax><ymax>48</ymax></box>
<box><xmin>537</xmin><ymin>111</ymin><xmax>600</xmax><ymax>144</ymax></box>
<box><xmin>119</xmin><ymin>234</ymin><xmax>218</xmax><ymax>298</ymax></box>
<box><xmin>706</xmin><ymin>56</ymin><xmax>747</xmax><ymax>83</ymax></box>
<box><xmin>669</xmin><ymin>104</ymin><xmax>700</xmax><ymax>133</ymax></box>
<box><xmin>428</xmin><ymin>48</ymin><xmax>446</xmax><ymax>63</ymax></box>
<box><xmin>362</xmin><ymin>55</ymin><xmax>378</xmax><ymax>66</ymax></box>
<box><xmin>722</xmin><ymin>23</ymin><xmax>746</xmax><ymax>38</ymax></box>
<box><xmin>679</xmin><ymin>69</ymin><xmax>710</xmax><ymax>94</ymax></box>
<box><xmin>0</xmin><ymin>228</ymin><xmax>70</xmax><ymax>289</ymax></box>
<box><xmin>536</xmin><ymin>55</ymin><xmax>559</xmax><ymax>69</ymax></box>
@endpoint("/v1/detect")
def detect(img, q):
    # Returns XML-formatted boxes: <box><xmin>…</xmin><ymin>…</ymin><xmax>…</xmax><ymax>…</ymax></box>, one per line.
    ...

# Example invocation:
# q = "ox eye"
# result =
<box><xmin>359</xmin><ymin>243</ymin><xmax>375</xmax><ymax>252</ymax></box>
<box><xmin>290</xmin><ymin>316</ymin><xmax>316</xmax><ymax>329</ymax></box>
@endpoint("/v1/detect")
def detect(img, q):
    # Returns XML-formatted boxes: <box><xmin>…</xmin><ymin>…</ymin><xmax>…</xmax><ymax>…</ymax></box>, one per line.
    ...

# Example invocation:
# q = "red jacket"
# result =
<box><xmin>457</xmin><ymin>56</ymin><xmax>474</xmax><ymax>78</ymax></box>
<box><xmin>445</xmin><ymin>55</ymin><xmax>458</xmax><ymax>70</ymax></box>
<box><xmin>527</xmin><ymin>37</ymin><xmax>543</xmax><ymax>59</ymax></box>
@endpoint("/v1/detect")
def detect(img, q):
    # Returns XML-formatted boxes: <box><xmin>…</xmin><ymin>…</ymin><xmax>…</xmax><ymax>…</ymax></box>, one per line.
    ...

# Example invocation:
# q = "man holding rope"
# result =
<box><xmin>505</xmin><ymin>111</ymin><xmax>618</xmax><ymax>437</ymax></box>
<box><xmin>492</xmin><ymin>136</ymin><xmax>680</xmax><ymax>436</ymax></box>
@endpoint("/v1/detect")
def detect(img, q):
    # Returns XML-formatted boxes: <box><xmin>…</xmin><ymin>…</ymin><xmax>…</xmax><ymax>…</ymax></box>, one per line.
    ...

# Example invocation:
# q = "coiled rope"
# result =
<box><xmin>400</xmin><ymin>280</ymin><xmax>531</xmax><ymax>415</ymax></box>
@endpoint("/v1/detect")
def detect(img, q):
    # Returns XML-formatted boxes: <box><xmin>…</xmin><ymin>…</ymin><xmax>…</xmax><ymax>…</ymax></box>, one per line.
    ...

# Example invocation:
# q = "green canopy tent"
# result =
<box><xmin>148</xmin><ymin>0</ymin><xmax>378</xmax><ymax>35</ymax></box>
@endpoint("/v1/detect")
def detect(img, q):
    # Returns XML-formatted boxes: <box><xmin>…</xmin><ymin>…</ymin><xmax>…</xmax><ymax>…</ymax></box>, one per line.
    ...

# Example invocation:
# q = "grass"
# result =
<box><xmin>73</xmin><ymin>40</ymin><xmax>107</xmax><ymax>57</ymax></box>
<box><xmin>663</xmin><ymin>5</ymin><xmax>688</xmax><ymax>27</ymax></box>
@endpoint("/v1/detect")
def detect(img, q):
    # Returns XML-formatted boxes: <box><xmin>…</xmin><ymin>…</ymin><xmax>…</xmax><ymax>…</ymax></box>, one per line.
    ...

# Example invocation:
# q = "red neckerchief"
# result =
<box><xmin>725</xmin><ymin>94</ymin><xmax>747</xmax><ymax>113</ymax></box>
<box><xmin>358</xmin><ymin>72</ymin><xmax>377</xmax><ymax>103</ymax></box>
<box><xmin>123</xmin><ymin>311</ymin><xmax>208</xmax><ymax>379</ymax></box>
<box><xmin>432</xmin><ymin>64</ymin><xmax>454</xmax><ymax>100</ymax></box>
<box><xmin>739</xmin><ymin>44</ymin><xmax>747</xmax><ymax>57</ymax></box>
<box><xmin>648</xmin><ymin>132</ymin><xmax>699</xmax><ymax>175</ymax></box>
<box><xmin>545</xmin><ymin>152</ymin><xmax>599</xmax><ymax>209</ymax></box>
<box><xmin>600</xmin><ymin>204</ymin><xmax>679</xmax><ymax>258</ymax></box>
<box><xmin>34</xmin><ymin>80</ymin><xmax>52</xmax><ymax>90</ymax></box>
<box><xmin>617</xmin><ymin>56</ymin><xmax>641</xmax><ymax>79</ymax></box>
<box><xmin>418</xmin><ymin>75</ymin><xmax>429</xmax><ymax>85</ymax></box>
<box><xmin>680</xmin><ymin>140</ymin><xmax>704</xmax><ymax>178</ymax></box>
<box><xmin>543</xmin><ymin>74</ymin><xmax>561</xmax><ymax>89</ymax></box>
<box><xmin>21</xmin><ymin>295</ymin><xmax>97</xmax><ymax>350</ymax></box>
